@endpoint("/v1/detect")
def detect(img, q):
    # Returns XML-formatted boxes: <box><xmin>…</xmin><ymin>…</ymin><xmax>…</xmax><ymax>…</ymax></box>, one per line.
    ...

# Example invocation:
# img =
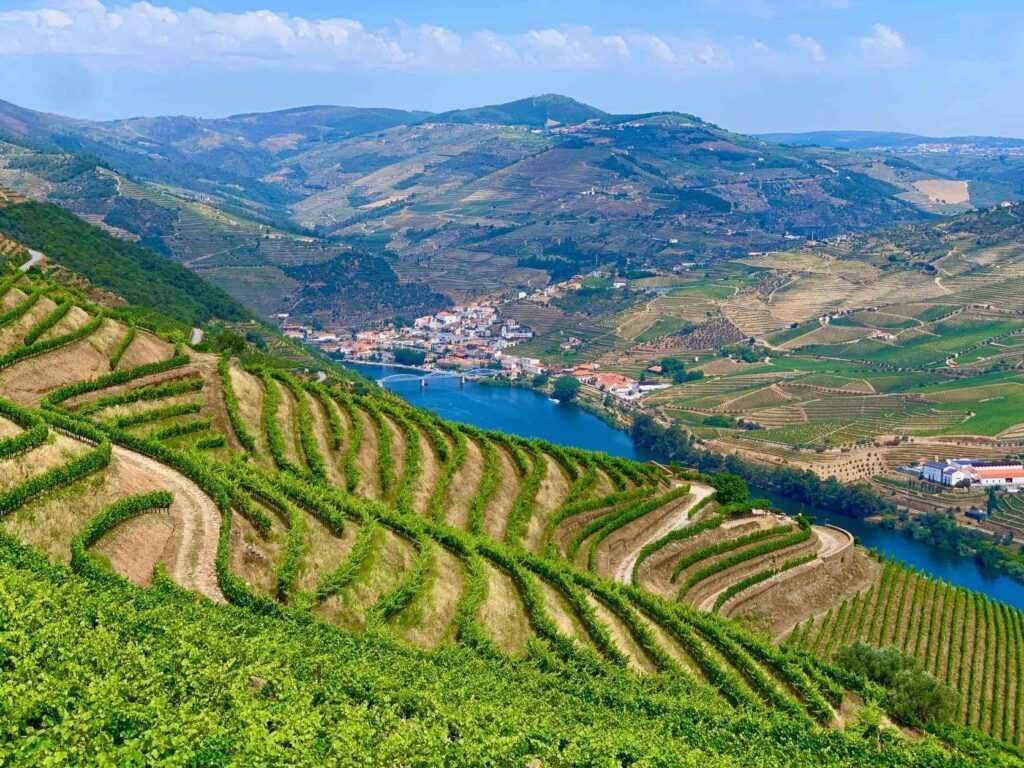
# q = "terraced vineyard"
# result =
<box><xmin>0</xmin><ymin>266</ymin><xmax>871</xmax><ymax>733</ymax></box>
<box><xmin>3</xmin><ymin>233</ymin><xmax>1024</xmax><ymax>762</ymax></box>
<box><xmin>789</xmin><ymin>561</ymin><xmax>1024</xmax><ymax>745</ymax></box>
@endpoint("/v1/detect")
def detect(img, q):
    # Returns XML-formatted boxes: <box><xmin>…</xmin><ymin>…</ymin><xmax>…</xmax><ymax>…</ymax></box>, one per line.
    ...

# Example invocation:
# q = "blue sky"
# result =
<box><xmin>1</xmin><ymin>0</ymin><xmax>1021</xmax><ymax>135</ymax></box>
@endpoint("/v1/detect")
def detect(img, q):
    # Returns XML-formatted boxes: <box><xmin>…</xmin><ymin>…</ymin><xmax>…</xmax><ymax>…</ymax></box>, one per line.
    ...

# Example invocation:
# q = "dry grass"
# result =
<box><xmin>321</xmin><ymin>527</ymin><xmax>415</xmax><ymax>632</ymax></box>
<box><xmin>445</xmin><ymin>433</ymin><xmax>482</xmax><ymax>529</ymax></box>
<box><xmin>479</xmin><ymin>560</ymin><xmax>532</xmax><ymax>657</ymax></box>
<box><xmin>525</xmin><ymin>454</ymin><xmax>571</xmax><ymax>552</ymax></box>
<box><xmin>399</xmin><ymin>542</ymin><xmax>464</xmax><ymax>649</ymax></box>
<box><xmin>482</xmin><ymin>443</ymin><xmax>519</xmax><ymax>540</ymax></box>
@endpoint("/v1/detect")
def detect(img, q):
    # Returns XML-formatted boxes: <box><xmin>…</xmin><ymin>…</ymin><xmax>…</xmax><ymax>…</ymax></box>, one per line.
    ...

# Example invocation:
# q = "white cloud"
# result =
<box><xmin>859</xmin><ymin>23</ymin><xmax>909</xmax><ymax>68</ymax></box>
<box><xmin>0</xmin><ymin>1</ymin><xmax>731</xmax><ymax>75</ymax></box>
<box><xmin>786</xmin><ymin>33</ymin><xmax>825</xmax><ymax>62</ymax></box>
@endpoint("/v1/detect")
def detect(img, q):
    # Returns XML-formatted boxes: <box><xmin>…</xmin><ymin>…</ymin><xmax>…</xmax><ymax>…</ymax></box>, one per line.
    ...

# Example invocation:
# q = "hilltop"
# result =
<box><xmin>6</xmin><ymin>93</ymin><xmax>1008</xmax><ymax>323</ymax></box>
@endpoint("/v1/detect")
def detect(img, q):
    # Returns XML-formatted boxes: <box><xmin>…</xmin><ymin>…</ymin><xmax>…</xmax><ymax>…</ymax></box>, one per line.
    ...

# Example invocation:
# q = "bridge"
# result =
<box><xmin>378</xmin><ymin>368</ymin><xmax>500</xmax><ymax>385</ymax></box>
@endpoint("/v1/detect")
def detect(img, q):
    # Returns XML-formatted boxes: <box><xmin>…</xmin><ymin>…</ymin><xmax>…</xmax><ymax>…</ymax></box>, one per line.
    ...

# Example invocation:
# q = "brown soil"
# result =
<box><xmin>445</xmin><ymin>434</ymin><xmax>482</xmax><ymax>530</ymax></box>
<box><xmin>633</xmin><ymin>609</ymin><xmax>708</xmax><ymax>685</ymax></box>
<box><xmin>295</xmin><ymin>513</ymin><xmax>358</xmax><ymax>594</ymax></box>
<box><xmin>400</xmin><ymin>542</ymin><xmax>464</xmax><ymax>649</ymax></box>
<box><xmin>585</xmin><ymin>593</ymin><xmax>656</xmax><ymax>674</ymax></box>
<box><xmin>228</xmin><ymin>361</ymin><xmax>270</xmax><ymax>466</ymax></box>
<box><xmin>524</xmin><ymin>454</ymin><xmax>571</xmax><ymax>552</ymax></box>
<box><xmin>226</xmin><ymin>505</ymin><xmax>286</xmax><ymax>595</ymax></box>
<box><xmin>3</xmin><ymin>442</ymin><xmax>224</xmax><ymax>602</ymax></box>
<box><xmin>638</xmin><ymin>517</ymin><xmax>764</xmax><ymax>598</ymax></box>
<box><xmin>589</xmin><ymin>468</ymin><xmax>616</xmax><ymax>498</ymax></box>
<box><xmin>482</xmin><ymin>443</ymin><xmax>519</xmax><ymax>541</ymax></box>
<box><xmin>64</xmin><ymin>363</ymin><xmax>200</xmax><ymax>412</ymax></box>
<box><xmin>478</xmin><ymin>560</ymin><xmax>532</xmax><ymax>657</ymax></box>
<box><xmin>0</xmin><ymin>317</ymin><xmax>124</xmax><ymax>406</ymax></box>
<box><xmin>272</xmin><ymin>379</ymin><xmax>306</xmax><ymax>470</ymax></box>
<box><xmin>686</xmin><ymin>529</ymin><xmax>816</xmax><ymax>610</ymax></box>
<box><xmin>0</xmin><ymin>434</ymin><xmax>90</xmax><ymax>491</ymax></box>
<box><xmin>535</xmin><ymin>576</ymin><xmax>593</xmax><ymax>652</ymax></box>
<box><xmin>735</xmin><ymin>547</ymin><xmax>881</xmax><ymax>641</ymax></box>
<box><xmin>551</xmin><ymin>502</ymin><xmax>624</xmax><ymax>558</ymax></box>
<box><xmin>0</xmin><ymin>415</ymin><xmax>20</xmax><ymax>439</ymax></box>
<box><xmin>382</xmin><ymin>413</ymin><xmax>406</xmax><ymax>500</ymax></box>
<box><xmin>91</xmin><ymin>506</ymin><xmax>175</xmax><ymax>586</ymax></box>
<box><xmin>322</xmin><ymin>527</ymin><xmax>415</xmax><ymax>632</ymax></box>
<box><xmin>411</xmin><ymin>426</ymin><xmax>442</xmax><ymax>516</ymax></box>
<box><xmin>38</xmin><ymin>305</ymin><xmax>91</xmax><ymax>342</ymax></box>
<box><xmin>353</xmin><ymin>406</ymin><xmax>380</xmax><ymax>499</ymax></box>
<box><xmin>306</xmin><ymin>390</ymin><xmax>344</xmax><ymax>488</ymax></box>
<box><xmin>0</xmin><ymin>294</ymin><xmax>56</xmax><ymax>353</ymax></box>
<box><xmin>597</xmin><ymin>485</ymin><xmax>701</xmax><ymax>582</ymax></box>
<box><xmin>117</xmin><ymin>329</ymin><xmax>174</xmax><ymax>370</ymax></box>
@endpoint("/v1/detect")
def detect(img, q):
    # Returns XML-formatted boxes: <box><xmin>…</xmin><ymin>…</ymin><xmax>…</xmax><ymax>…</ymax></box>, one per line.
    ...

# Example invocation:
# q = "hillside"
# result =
<box><xmin>3</xmin><ymin>94</ymin><xmax>995</xmax><ymax>308</ymax></box>
<box><xmin>0</xmin><ymin>212</ymin><xmax>1022</xmax><ymax>763</ymax></box>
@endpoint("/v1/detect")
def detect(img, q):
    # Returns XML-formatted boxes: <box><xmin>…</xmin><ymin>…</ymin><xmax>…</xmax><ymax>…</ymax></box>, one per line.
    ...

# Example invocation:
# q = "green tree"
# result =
<box><xmin>553</xmin><ymin>376</ymin><xmax>581</xmax><ymax>402</ymax></box>
<box><xmin>711</xmin><ymin>472</ymin><xmax>749</xmax><ymax>505</ymax></box>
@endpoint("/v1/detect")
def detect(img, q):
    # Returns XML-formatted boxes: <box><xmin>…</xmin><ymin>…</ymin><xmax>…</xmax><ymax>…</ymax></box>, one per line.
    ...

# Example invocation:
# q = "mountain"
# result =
<box><xmin>5</xmin><ymin>94</ymin><xmax>1024</xmax><ymax>323</ymax></box>
<box><xmin>0</xmin><ymin>210</ymin><xmax>1016</xmax><ymax>763</ymax></box>
<box><xmin>759</xmin><ymin>130</ymin><xmax>1024</xmax><ymax>150</ymax></box>
<box><xmin>429</xmin><ymin>93</ymin><xmax>607</xmax><ymax>127</ymax></box>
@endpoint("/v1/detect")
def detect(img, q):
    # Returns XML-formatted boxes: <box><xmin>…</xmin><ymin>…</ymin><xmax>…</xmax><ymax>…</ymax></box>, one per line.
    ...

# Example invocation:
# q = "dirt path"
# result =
<box><xmin>610</xmin><ymin>483</ymin><xmax>713</xmax><ymax>585</ymax></box>
<box><xmin>113</xmin><ymin>446</ymin><xmax>225</xmax><ymax>603</ymax></box>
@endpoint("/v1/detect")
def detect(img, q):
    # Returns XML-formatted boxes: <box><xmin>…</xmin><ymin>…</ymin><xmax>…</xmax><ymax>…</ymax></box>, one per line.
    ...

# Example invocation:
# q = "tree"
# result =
<box><xmin>394</xmin><ymin>347</ymin><xmax>426</xmax><ymax>367</ymax></box>
<box><xmin>711</xmin><ymin>472</ymin><xmax>749</xmax><ymax>505</ymax></box>
<box><xmin>552</xmin><ymin>376</ymin><xmax>581</xmax><ymax>402</ymax></box>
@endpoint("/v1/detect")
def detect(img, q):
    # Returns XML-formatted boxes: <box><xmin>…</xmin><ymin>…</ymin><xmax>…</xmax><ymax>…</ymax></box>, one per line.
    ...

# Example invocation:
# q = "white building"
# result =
<box><xmin>921</xmin><ymin>459</ymin><xmax>1024</xmax><ymax>488</ymax></box>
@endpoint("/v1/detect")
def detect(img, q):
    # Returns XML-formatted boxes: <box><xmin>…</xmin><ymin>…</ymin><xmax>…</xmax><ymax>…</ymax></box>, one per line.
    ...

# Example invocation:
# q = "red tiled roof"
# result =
<box><xmin>974</xmin><ymin>467</ymin><xmax>1024</xmax><ymax>480</ymax></box>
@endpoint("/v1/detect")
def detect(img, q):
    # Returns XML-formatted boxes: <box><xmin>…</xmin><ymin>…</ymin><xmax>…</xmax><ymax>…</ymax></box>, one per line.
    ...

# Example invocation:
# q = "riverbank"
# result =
<box><xmin>343</xmin><ymin>360</ymin><xmax>1024</xmax><ymax>607</ymax></box>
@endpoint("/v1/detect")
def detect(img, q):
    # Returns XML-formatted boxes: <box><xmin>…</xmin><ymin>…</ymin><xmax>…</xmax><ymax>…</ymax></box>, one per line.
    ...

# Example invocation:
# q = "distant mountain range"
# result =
<box><xmin>2</xmin><ymin>94</ymin><xmax>1023</xmax><ymax>327</ymax></box>
<box><xmin>758</xmin><ymin>130</ymin><xmax>1024</xmax><ymax>150</ymax></box>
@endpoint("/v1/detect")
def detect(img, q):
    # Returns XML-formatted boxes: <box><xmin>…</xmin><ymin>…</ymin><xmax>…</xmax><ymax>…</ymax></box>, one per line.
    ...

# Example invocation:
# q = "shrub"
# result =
<box><xmin>835</xmin><ymin>641</ymin><xmax>958</xmax><ymax>726</ymax></box>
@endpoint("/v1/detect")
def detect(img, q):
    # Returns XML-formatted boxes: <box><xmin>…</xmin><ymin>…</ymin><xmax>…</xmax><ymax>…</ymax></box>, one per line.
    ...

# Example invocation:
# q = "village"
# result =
<box><xmin>272</xmin><ymin>270</ymin><xmax>657</xmax><ymax>401</ymax></box>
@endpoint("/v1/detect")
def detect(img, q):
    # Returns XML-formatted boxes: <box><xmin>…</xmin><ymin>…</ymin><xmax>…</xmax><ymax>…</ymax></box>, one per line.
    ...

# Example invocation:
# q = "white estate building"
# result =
<box><xmin>921</xmin><ymin>459</ymin><xmax>1024</xmax><ymax>488</ymax></box>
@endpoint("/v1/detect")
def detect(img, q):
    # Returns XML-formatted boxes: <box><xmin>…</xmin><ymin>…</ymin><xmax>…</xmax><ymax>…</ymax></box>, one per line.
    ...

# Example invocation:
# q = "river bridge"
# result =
<box><xmin>377</xmin><ymin>368</ymin><xmax>500</xmax><ymax>386</ymax></box>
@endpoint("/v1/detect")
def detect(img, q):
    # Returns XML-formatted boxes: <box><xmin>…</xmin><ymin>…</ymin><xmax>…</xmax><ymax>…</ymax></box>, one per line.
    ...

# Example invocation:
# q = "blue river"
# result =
<box><xmin>346</xmin><ymin>361</ymin><xmax>1024</xmax><ymax>609</ymax></box>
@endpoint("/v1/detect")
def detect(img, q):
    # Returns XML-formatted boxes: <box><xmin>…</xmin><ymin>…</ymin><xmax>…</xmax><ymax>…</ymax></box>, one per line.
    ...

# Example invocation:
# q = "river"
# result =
<box><xmin>345</xmin><ymin>361</ymin><xmax>1024</xmax><ymax>609</ymax></box>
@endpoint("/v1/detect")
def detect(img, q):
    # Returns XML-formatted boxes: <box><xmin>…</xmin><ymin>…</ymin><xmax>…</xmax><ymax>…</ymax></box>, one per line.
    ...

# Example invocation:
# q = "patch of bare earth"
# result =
<box><xmin>525</xmin><ymin>454</ymin><xmax>571</xmax><ymax>552</ymax></box>
<box><xmin>4</xmin><ymin>443</ymin><xmax>224</xmax><ymax>602</ymax></box>
<box><xmin>604</xmin><ymin>484</ymin><xmax>712</xmax><ymax>583</ymax></box>
<box><xmin>0</xmin><ymin>317</ymin><xmax>123</xmax><ymax>406</ymax></box>
<box><xmin>226</xmin><ymin>505</ymin><xmax>286</xmax><ymax>595</ymax></box>
<box><xmin>445</xmin><ymin>434</ymin><xmax>482</xmax><ymax>530</ymax></box>
<box><xmin>353</xmin><ymin>406</ymin><xmax>380</xmax><ymax>499</ymax></box>
<box><xmin>0</xmin><ymin>435</ymin><xmax>90</xmax><ymax>491</ymax></box>
<box><xmin>229</xmin><ymin>362</ymin><xmax>271</xmax><ymax>466</ymax></box>
<box><xmin>637</xmin><ymin>515</ymin><xmax>762</xmax><ymax>598</ymax></box>
<box><xmin>732</xmin><ymin>547</ymin><xmax>880</xmax><ymax>641</ymax></box>
<box><xmin>0</xmin><ymin>294</ymin><xmax>56</xmax><ymax>354</ymax></box>
<box><xmin>551</xmin><ymin>503</ymin><xmax>619</xmax><ymax>559</ymax></box>
<box><xmin>117</xmin><ymin>329</ymin><xmax>174</xmax><ymax>369</ymax></box>
<box><xmin>483</xmin><ymin>444</ymin><xmax>519</xmax><ymax>540</ymax></box>
<box><xmin>295</xmin><ymin>514</ymin><xmax>358</xmax><ymax>595</ymax></box>
<box><xmin>321</xmin><ymin>527</ymin><xmax>415</xmax><ymax>632</ymax></box>
<box><xmin>536</xmin><ymin>576</ymin><xmax>594</xmax><ymax>652</ymax></box>
<box><xmin>273</xmin><ymin>379</ymin><xmax>306</xmax><ymax>470</ymax></box>
<box><xmin>412</xmin><ymin>427</ymin><xmax>442</xmax><ymax>516</ymax></box>
<box><xmin>382</xmin><ymin>413</ymin><xmax>406</xmax><ymax>500</ymax></box>
<box><xmin>399</xmin><ymin>542</ymin><xmax>464</xmax><ymax>649</ymax></box>
<box><xmin>306</xmin><ymin>390</ymin><xmax>344</xmax><ymax>488</ymax></box>
<box><xmin>479</xmin><ymin>560</ymin><xmax>532</xmax><ymax>657</ymax></box>
<box><xmin>585</xmin><ymin>594</ymin><xmax>656</xmax><ymax>674</ymax></box>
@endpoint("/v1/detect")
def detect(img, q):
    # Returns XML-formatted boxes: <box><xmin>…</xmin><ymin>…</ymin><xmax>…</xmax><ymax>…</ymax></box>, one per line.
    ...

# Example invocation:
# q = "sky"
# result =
<box><xmin>0</xmin><ymin>0</ymin><xmax>1022</xmax><ymax>136</ymax></box>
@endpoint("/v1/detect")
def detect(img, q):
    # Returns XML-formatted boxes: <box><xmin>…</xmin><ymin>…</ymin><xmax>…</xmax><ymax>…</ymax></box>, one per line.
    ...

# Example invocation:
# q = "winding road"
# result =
<box><xmin>610</xmin><ymin>482</ymin><xmax>714</xmax><ymax>585</ymax></box>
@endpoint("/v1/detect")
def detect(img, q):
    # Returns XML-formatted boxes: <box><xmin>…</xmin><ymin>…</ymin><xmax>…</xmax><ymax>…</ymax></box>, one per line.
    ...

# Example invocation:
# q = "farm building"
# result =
<box><xmin>921</xmin><ymin>458</ymin><xmax>1024</xmax><ymax>488</ymax></box>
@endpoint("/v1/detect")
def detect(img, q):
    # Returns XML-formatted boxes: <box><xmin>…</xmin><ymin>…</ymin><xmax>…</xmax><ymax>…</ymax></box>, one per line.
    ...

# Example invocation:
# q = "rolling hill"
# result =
<box><xmin>4</xmin><ymin>94</ymin><xmax>998</xmax><ymax>316</ymax></box>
